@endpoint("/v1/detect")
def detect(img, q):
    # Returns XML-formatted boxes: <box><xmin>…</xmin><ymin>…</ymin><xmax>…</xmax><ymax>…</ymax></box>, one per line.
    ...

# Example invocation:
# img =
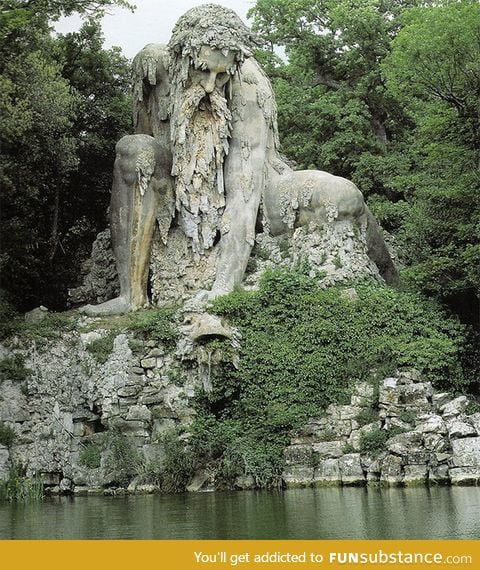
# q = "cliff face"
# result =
<box><xmin>0</xmin><ymin>313</ymin><xmax>214</xmax><ymax>493</ymax></box>
<box><xmin>1</xmin><ymin>323</ymin><xmax>480</xmax><ymax>493</ymax></box>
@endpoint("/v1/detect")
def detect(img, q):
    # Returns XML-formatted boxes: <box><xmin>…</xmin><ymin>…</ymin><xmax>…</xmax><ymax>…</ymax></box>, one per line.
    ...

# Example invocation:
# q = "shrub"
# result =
<box><xmin>359</xmin><ymin>428</ymin><xmax>389</xmax><ymax>458</ymax></box>
<box><xmin>103</xmin><ymin>431</ymin><xmax>142</xmax><ymax>486</ymax></box>
<box><xmin>0</xmin><ymin>354</ymin><xmax>30</xmax><ymax>384</ymax></box>
<box><xmin>398</xmin><ymin>410</ymin><xmax>416</xmax><ymax>424</ymax></box>
<box><xmin>194</xmin><ymin>266</ymin><xmax>471</xmax><ymax>487</ymax></box>
<box><xmin>466</xmin><ymin>401</ymin><xmax>480</xmax><ymax>415</ymax></box>
<box><xmin>86</xmin><ymin>332</ymin><xmax>116</xmax><ymax>364</ymax></box>
<box><xmin>342</xmin><ymin>443</ymin><xmax>357</xmax><ymax>454</ymax></box>
<box><xmin>356</xmin><ymin>407</ymin><xmax>379</xmax><ymax>427</ymax></box>
<box><xmin>79</xmin><ymin>444</ymin><xmax>101</xmax><ymax>469</ymax></box>
<box><xmin>156</xmin><ymin>429</ymin><xmax>195</xmax><ymax>493</ymax></box>
<box><xmin>0</xmin><ymin>423</ymin><xmax>15</xmax><ymax>448</ymax></box>
<box><xmin>0</xmin><ymin>465</ymin><xmax>43</xmax><ymax>503</ymax></box>
<box><xmin>15</xmin><ymin>312</ymin><xmax>75</xmax><ymax>342</ymax></box>
<box><xmin>125</xmin><ymin>308</ymin><xmax>178</xmax><ymax>347</ymax></box>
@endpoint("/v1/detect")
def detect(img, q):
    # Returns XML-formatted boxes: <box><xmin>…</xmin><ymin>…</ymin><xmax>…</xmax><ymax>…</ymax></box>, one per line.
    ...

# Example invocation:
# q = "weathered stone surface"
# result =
<box><xmin>0</xmin><ymin>380</ymin><xmax>29</xmax><ymax>422</ymax></box>
<box><xmin>312</xmin><ymin>441</ymin><xmax>345</xmax><ymax>459</ymax></box>
<box><xmin>428</xmin><ymin>465</ymin><xmax>450</xmax><ymax>485</ymax></box>
<box><xmin>348</xmin><ymin>422</ymin><xmax>381</xmax><ymax>452</ymax></box>
<box><xmin>386</xmin><ymin>431</ymin><xmax>423</xmax><ymax>456</ymax></box>
<box><xmin>326</xmin><ymin>404</ymin><xmax>361</xmax><ymax>421</ymax></box>
<box><xmin>234</xmin><ymin>474</ymin><xmax>256</xmax><ymax>490</ymax></box>
<box><xmin>313</xmin><ymin>459</ymin><xmax>340</xmax><ymax>485</ymax></box>
<box><xmin>432</xmin><ymin>392</ymin><xmax>451</xmax><ymax>409</ymax></box>
<box><xmin>146</xmin><ymin>348</ymin><xmax>165</xmax><ymax>358</ymax></box>
<box><xmin>380</xmin><ymin>455</ymin><xmax>403</xmax><ymax>485</ymax></box>
<box><xmin>446</xmin><ymin>420</ymin><xmax>477</xmax><ymax>439</ymax></box>
<box><xmin>140</xmin><ymin>358</ymin><xmax>156</xmax><ymax>369</ymax></box>
<box><xmin>403</xmin><ymin>464</ymin><xmax>428</xmax><ymax>486</ymax></box>
<box><xmin>397</xmin><ymin>370</ymin><xmax>422</xmax><ymax>382</ymax></box>
<box><xmin>364</xmin><ymin>457</ymin><xmax>383</xmax><ymax>482</ymax></box>
<box><xmin>339</xmin><ymin>453</ymin><xmax>365</xmax><ymax>486</ymax></box>
<box><xmin>435</xmin><ymin>452</ymin><xmax>452</xmax><ymax>464</ymax></box>
<box><xmin>379</xmin><ymin>378</ymin><xmax>400</xmax><ymax>406</ymax></box>
<box><xmin>126</xmin><ymin>405</ymin><xmax>152</xmax><ymax>422</ymax></box>
<box><xmin>384</xmin><ymin>417</ymin><xmax>412</xmax><ymax>432</ymax></box>
<box><xmin>330</xmin><ymin>419</ymin><xmax>354</xmax><ymax>438</ymax></box>
<box><xmin>186</xmin><ymin>470</ymin><xmax>213</xmax><ymax>493</ymax></box>
<box><xmin>24</xmin><ymin>306</ymin><xmax>49</xmax><ymax>323</ymax></box>
<box><xmin>284</xmin><ymin>445</ymin><xmax>315</xmax><ymax>465</ymax></box>
<box><xmin>139</xmin><ymin>393</ymin><xmax>164</xmax><ymax>406</ymax></box>
<box><xmin>451</xmin><ymin>438</ymin><xmax>480</xmax><ymax>467</ymax></box>
<box><xmin>59</xmin><ymin>477</ymin><xmax>73</xmax><ymax>493</ymax></box>
<box><xmin>127</xmin><ymin>483</ymin><xmax>158</xmax><ymax>494</ymax></box>
<box><xmin>401</xmin><ymin>383</ymin><xmax>430</xmax><ymax>408</ymax></box>
<box><xmin>282</xmin><ymin>465</ymin><xmax>314</xmax><ymax>487</ymax></box>
<box><xmin>118</xmin><ymin>386</ymin><xmax>141</xmax><ymax>398</ymax></box>
<box><xmin>440</xmin><ymin>396</ymin><xmax>469</xmax><ymax>418</ymax></box>
<box><xmin>350</xmin><ymin>382</ymin><xmax>374</xmax><ymax>407</ymax></box>
<box><xmin>79</xmin><ymin>331</ymin><xmax>103</xmax><ymax>349</ymax></box>
<box><xmin>417</xmin><ymin>415</ymin><xmax>446</xmax><ymax>434</ymax></box>
<box><xmin>108</xmin><ymin>417</ymin><xmax>148</xmax><ymax>436</ymax></box>
<box><xmin>69</xmin><ymin>228</ymin><xmax>119</xmax><ymax>305</ymax></box>
<box><xmin>467</xmin><ymin>413</ymin><xmax>480</xmax><ymax>435</ymax></box>
<box><xmin>450</xmin><ymin>467</ymin><xmax>480</xmax><ymax>486</ymax></box>
<box><xmin>423</xmin><ymin>433</ymin><xmax>449</xmax><ymax>453</ymax></box>
<box><xmin>189</xmin><ymin>313</ymin><xmax>234</xmax><ymax>342</ymax></box>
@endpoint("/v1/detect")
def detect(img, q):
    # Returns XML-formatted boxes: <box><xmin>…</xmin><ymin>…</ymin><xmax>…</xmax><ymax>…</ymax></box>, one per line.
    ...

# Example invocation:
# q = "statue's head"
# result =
<box><xmin>168</xmin><ymin>4</ymin><xmax>255</xmax><ymax>78</ymax></box>
<box><xmin>167</xmin><ymin>5</ymin><xmax>257</xmax><ymax>254</ymax></box>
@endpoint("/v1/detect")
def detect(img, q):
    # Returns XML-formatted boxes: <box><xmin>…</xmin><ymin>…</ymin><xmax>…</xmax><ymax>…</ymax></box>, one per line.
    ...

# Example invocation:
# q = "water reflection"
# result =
<box><xmin>1</xmin><ymin>487</ymin><xmax>479</xmax><ymax>539</ymax></box>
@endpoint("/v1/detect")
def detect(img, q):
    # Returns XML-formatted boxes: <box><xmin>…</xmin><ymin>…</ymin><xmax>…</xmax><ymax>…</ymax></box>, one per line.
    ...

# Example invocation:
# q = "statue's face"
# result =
<box><xmin>190</xmin><ymin>45</ymin><xmax>236</xmax><ymax>93</ymax></box>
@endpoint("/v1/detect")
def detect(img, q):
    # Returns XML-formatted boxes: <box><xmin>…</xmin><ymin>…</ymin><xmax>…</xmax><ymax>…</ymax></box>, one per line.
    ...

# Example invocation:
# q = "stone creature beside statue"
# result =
<box><xmin>80</xmin><ymin>4</ymin><xmax>397</xmax><ymax>318</ymax></box>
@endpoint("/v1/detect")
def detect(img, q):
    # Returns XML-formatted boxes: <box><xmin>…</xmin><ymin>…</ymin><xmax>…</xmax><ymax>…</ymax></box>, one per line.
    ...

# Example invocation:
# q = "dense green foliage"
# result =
<box><xmin>251</xmin><ymin>0</ymin><xmax>480</xmax><ymax>325</ymax></box>
<box><xmin>79</xmin><ymin>443</ymin><xmax>101</xmax><ymax>469</ymax></box>
<box><xmin>0</xmin><ymin>464</ymin><xmax>43</xmax><ymax>502</ymax></box>
<box><xmin>0</xmin><ymin>422</ymin><xmax>16</xmax><ymax>448</ymax></box>
<box><xmin>85</xmin><ymin>331</ymin><xmax>117</xmax><ymax>364</ymax></box>
<box><xmin>82</xmin><ymin>307</ymin><xmax>178</xmax><ymax>362</ymax></box>
<box><xmin>103</xmin><ymin>431</ymin><xmax>141</xmax><ymax>486</ymax></box>
<box><xmin>168</xmin><ymin>267</ymin><xmax>471</xmax><ymax>488</ymax></box>
<box><xmin>0</xmin><ymin>1</ymin><xmax>132</xmax><ymax>310</ymax></box>
<box><xmin>359</xmin><ymin>427</ymin><xmax>389</xmax><ymax>458</ymax></box>
<box><xmin>124</xmin><ymin>308</ymin><xmax>178</xmax><ymax>347</ymax></box>
<box><xmin>0</xmin><ymin>354</ymin><xmax>30</xmax><ymax>384</ymax></box>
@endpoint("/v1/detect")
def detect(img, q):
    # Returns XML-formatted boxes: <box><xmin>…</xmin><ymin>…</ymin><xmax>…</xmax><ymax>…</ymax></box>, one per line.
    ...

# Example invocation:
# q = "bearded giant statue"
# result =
<box><xmin>81</xmin><ymin>4</ymin><xmax>397</xmax><ymax>316</ymax></box>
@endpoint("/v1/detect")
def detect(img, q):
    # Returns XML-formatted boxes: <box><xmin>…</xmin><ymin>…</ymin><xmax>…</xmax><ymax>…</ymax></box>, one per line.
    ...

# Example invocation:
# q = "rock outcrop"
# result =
<box><xmin>0</xmin><ymin>313</ymin><xmax>237</xmax><ymax>493</ymax></box>
<box><xmin>283</xmin><ymin>371</ymin><xmax>480</xmax><ymax>487</ymax></box>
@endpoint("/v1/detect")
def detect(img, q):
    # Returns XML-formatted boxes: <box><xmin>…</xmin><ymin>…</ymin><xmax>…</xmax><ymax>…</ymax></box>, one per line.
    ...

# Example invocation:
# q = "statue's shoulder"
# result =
<box><xmin>234</xmin><ymin>58</ymin><xmax>278</xmax><ymax>129</ymax></box>
<box><xmin>132</xmin><ymin>43</ymin><xmax>170</xmax><ymax>85</ymax></box>
<box><xmin>238</xmin><ymin>58</ymin><xmax>271</xmax><ymax>89</ymax></box>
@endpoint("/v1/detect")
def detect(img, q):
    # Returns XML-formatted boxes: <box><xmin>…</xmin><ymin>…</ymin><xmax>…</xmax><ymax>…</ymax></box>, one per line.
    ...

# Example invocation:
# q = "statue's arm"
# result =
<box><xmin>132</xmin><ymin>43</ymin><xmax>171</xmax><ymax>145</ymax></box>
<box><xmin>212</xmin><ymin>76</ymin><xmax>270</xmax><ymax>295</ymax></box>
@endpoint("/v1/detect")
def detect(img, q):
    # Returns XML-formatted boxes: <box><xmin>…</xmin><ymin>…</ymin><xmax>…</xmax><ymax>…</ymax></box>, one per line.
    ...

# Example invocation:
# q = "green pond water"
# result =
<box><xmin>1</xmin><ymin>486</ymin><xmax>479</xmax><ymax>540</ymax></box>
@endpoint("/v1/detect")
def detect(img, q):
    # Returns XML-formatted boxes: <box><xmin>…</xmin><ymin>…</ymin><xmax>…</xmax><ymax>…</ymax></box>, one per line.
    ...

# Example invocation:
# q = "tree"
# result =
<box><xmin>384</xmin><ymin>1</ymin><xmax>480</xmax><ymax>322</ymax></box>
<box><xmin>250</xmin><ymin>0</ymin><xmax>424</xmax><ymax>177</ymax></box>
<box><xmin>0</xmin><ymin>0</ymin><xmax>132</xmax><ymax>310</ymax></box>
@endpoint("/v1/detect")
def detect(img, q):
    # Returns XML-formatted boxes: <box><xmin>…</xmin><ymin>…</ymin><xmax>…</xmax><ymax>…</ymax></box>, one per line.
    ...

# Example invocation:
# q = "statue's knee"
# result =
<box><xmin>115</xmin><ymin>134</ymin><xmax>155</xmax><ymax>160</ymax></box>
<box><xmin>114</xmin><ymin>134</ymin><xmax>158</xmax><ymax>183</ymax></box>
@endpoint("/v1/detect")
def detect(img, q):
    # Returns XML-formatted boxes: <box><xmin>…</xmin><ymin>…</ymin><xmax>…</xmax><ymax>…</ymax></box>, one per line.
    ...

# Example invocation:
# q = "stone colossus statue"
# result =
<box><xmin>82</xmin><ymin>4</ymin><xmax>397</xmax><ymax>316</ymax></box>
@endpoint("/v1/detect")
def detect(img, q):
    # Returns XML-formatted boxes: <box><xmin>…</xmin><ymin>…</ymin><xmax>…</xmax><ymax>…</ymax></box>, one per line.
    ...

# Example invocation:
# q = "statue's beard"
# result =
<box><xmin>171</xmin><ymin>84</ymin><xmax>232</xmax><ymax>255</ymax></box>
